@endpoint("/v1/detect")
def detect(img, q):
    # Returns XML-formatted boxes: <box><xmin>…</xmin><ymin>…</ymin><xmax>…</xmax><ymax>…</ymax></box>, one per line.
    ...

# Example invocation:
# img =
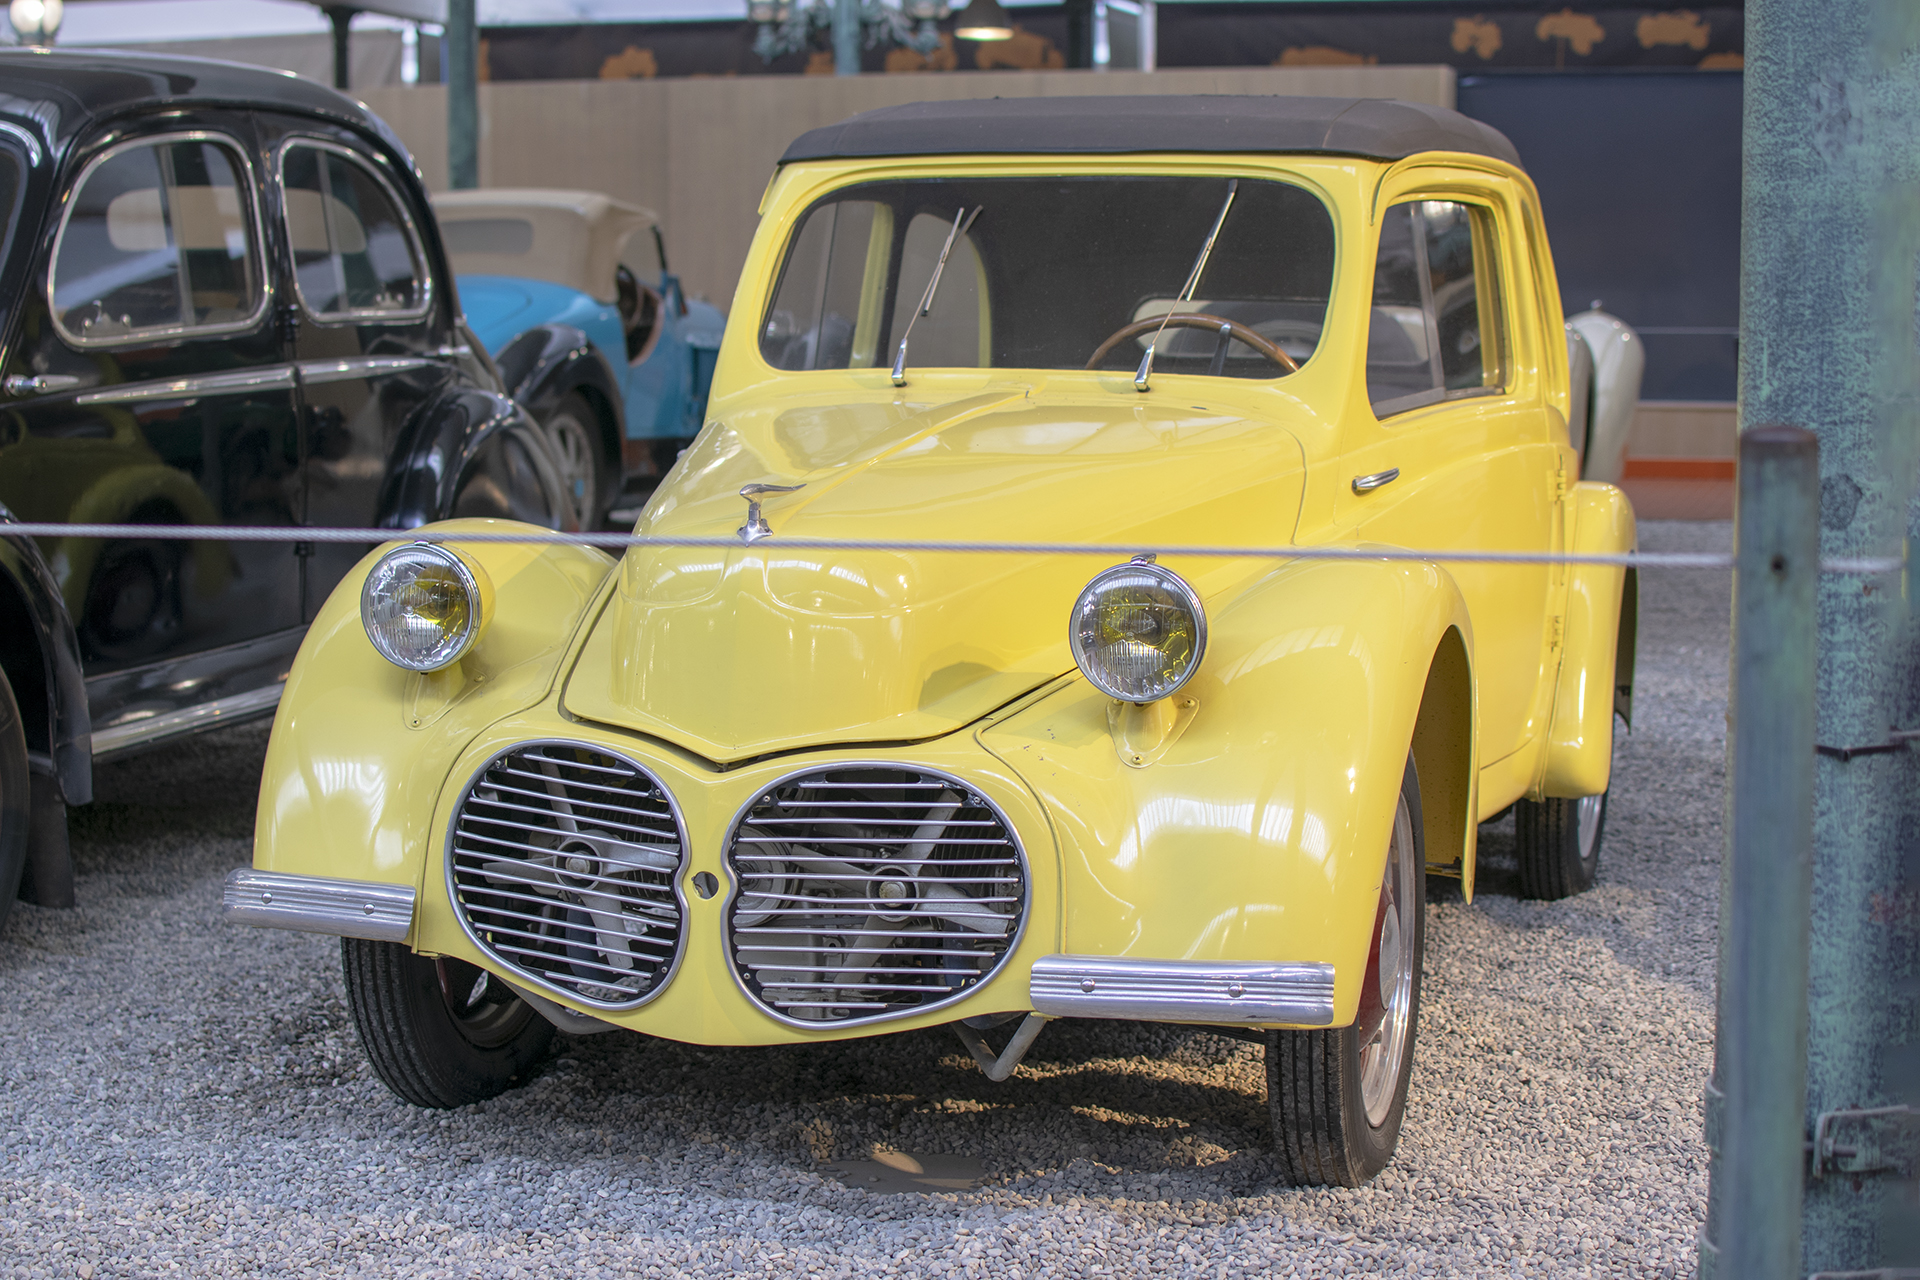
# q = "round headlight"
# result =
<box><xmin>360</xmin><ymin>542</ymin><xmax>490</xmax><ymax>672</ymax></box>
<box><xmin>1068</xmin><ymin>559</ymin><xmax>1207</xmax><ymax>703</ymax></box>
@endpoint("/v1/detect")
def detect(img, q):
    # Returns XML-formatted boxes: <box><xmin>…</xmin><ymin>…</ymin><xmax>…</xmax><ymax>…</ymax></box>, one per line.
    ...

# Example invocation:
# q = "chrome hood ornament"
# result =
<box><xmin>737</xmin><ymin>483</ymin><xmax>804</xmax><ymax>543</ymax></box>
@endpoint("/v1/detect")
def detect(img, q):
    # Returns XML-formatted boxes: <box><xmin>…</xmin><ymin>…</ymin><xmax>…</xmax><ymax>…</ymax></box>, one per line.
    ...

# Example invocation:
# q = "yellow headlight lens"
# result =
<box><xmin>360</xmin><ymin>542</ymin><xmax>489</xmax><ymax>672</ymax></box>
<box><xmin>1068</xmin><ymin>561</ymin><xmax>1207</xmax><ymax>703</ymax></box>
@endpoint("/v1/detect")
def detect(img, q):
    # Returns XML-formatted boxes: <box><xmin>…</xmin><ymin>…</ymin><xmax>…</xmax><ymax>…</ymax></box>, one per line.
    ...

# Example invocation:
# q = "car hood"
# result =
<box><xmin>562</xmin><ymin>384</ymin><xmax>1309</xmax><ymax>763</ymax></box>
<box><xmin>457</xmin><ymin>274</ymin><xmax>589</xmax><ymax>355</ymax></box>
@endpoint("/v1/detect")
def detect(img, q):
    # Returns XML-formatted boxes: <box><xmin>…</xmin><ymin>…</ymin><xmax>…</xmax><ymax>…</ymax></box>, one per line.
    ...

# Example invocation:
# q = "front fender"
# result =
<box><xmin>1538</xmin><ymin>482</ymin><xmax>1636</xmax><ymax>798</ymax></box>
<box><xmin>252</xmin><ymin>521</ymin><xmax>616</xmax><ymax>907</ymax></box>
<box><xmin>977</xmin><ymin>556</ymin><xmax>1475</xmax><ymax>1028</ymax></box>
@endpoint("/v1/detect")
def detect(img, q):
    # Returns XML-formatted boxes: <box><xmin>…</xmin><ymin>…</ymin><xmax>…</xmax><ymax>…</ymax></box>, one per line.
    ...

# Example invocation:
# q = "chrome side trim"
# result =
<box><xmin>76</xmin><ymin>366</ymin><xmax>297</xmax><ymax>406</ymax></box>
<box><xmin>91</xmin><ymin>683</ymin><xmax>282</xmax><ymax>757</ymax></box>
<box><xmin>222</xmin><ymin>869</ymin><xmax>414</xmax><ymax>942</ymax></box>
<box><xmin>295</xmin><ymin>356</ymin><xmax>436</xmax><ymax>384</ymax></box>
<box><xmin>1029</xmin><ymin>954</ymin><xmax>1337</xmax><ymax>1026</ymax></box>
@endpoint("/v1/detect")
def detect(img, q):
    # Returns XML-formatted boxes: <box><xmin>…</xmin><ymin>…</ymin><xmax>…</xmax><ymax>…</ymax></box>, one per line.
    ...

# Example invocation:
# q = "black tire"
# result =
<box><xmin>1267</xmin><ymin>756</ymin><xmax>1425</xmax><ymax>1186</ymax></box>
<box><xmin>541</xmin><ymin>391</ymin><xmax>607</xmax><ymax>531</ymax></box>
<box><xmin>1514</xmin><ymin>791</ymin><xmax>1606</xmax><ymax>900</ymax></box>
<box><xmin>341</xmin><ymin>938</ymin><xmax>554</xmax><ymax>1108</ymax></box>
<box><xmin>451</xmin><ymin>421</ymin><xmax>573</xmax><ymax>531</ymax></box>
<box><xmin>0</xmin><ymin>670</ymin><xmax>29</xmax><ymax>934</ymax></box>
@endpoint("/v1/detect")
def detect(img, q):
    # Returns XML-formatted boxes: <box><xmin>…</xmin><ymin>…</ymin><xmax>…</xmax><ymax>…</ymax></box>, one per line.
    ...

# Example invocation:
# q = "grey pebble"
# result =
<box><xmin>0</xmin><ymin>520</ymin><xmax>1729</xmax><ymax>1278</ymax></box>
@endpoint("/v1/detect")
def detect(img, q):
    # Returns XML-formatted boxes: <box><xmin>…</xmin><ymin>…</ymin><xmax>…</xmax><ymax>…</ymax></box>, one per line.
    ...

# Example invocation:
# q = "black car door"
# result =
<box><xmin>251</xmin><ymin>112</ymin><xmax>456</xmax><ymax>622</ymax></box>
<box><xmin>0</xmin><ymin>112</ymin><xmax>304</xmax><ymax>748</ymax></box>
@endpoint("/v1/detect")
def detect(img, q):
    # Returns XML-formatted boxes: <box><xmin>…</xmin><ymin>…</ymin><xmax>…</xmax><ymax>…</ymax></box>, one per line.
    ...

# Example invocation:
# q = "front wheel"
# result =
<box><xmin>1514</xmin><ymin>790</ymin><xmax>1606</xmax><ymax>900</ymax></box>
<box><xmin>341</xmin><ymin>939</ymin><xmax>553</xmax><ymax>1108</ymax></box>
<box><xmin>1266</xmin><ymin>755</ymin><xmax>1424</xmax><ymax>1186</ymax></box>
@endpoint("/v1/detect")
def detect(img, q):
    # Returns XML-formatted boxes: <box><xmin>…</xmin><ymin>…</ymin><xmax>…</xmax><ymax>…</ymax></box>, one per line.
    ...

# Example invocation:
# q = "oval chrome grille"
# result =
<box><xmin>725</xmin><ymin>766</ymin><xmax>1026</xmax><ymax>1024</ymax></box>
<box><xmin>448</xmin><ymin>743</ymin><xmax>685</xmax><ymax>1008</ymax></box>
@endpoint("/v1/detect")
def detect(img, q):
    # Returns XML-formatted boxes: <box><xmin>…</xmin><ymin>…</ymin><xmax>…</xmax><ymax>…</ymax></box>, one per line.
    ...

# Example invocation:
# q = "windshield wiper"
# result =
<box><xmin>1135</xmin><ymin>178</ymin><xmax>1238</xmax><ymax>393</ymax></box>
<box><xmin>890</xmin><ymin>204</ymin><xmax>983</xmax><ymax>387</ymax></box>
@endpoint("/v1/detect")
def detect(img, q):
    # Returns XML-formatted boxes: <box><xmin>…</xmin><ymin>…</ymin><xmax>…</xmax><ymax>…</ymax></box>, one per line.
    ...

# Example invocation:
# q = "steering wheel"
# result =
<box><xmin>1085</xmin><ymin>312</ymin><xmax>1301</xmax><ymax>375</ymax></box>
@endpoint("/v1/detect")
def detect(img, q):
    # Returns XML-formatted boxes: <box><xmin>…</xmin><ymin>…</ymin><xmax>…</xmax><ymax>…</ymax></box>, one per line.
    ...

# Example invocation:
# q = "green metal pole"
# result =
<box><xmin>833</xmin><ymin>0</ymin><xmax>860</xmax><ymax>75</ymax></box>
<box><xmin>1731</xmin><ymin>2</ymin><xmax>1920</xmax><ymax>1273</ymax></box>
<box><xmin>1704</xmin><ymin>426</ymin><xmax>1817</xmax><ymax>1279</ymax></box>
<box><xmin>446</xmin><ymin>0</ymin><xmax>478</xmax><ymax>190</ymax></box>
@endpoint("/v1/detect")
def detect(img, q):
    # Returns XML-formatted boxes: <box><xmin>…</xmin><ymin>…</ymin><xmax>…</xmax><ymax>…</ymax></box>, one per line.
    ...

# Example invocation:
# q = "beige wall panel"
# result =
<box><xmin>1628</xmin><ymin>401</ymin><xmax>1738</xmax><ymax>458</ymax></box>
<box><xmin>361</xmin><ymin>65</ymin><xmax>1456</xmax><ymax>312</ymax></box>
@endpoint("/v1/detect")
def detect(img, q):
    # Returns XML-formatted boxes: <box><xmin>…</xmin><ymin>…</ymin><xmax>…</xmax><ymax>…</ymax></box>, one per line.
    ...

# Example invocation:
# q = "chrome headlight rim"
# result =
<box><xmin>360</xmin><ymin>540</ymin><xmax>487</xmax><ymax>672</ymax></box>
<box><xmin>1067</xmin><ymin>559</ymin><xmax>1208</xmax><ymax>704</ymax></box>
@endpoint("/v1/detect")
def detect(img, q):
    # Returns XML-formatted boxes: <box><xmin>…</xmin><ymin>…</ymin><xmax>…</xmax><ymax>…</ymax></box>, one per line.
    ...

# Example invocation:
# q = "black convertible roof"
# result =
<box><xmin>781</xmin><ymin>95</ymin><xmax>1521</xmax><ymax>168</ymax></box>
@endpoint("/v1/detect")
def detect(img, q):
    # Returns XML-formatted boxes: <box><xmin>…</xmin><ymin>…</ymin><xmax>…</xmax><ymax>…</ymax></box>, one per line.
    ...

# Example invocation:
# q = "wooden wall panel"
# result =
<box><xmin>362</xmin><ymin>65</ymin><xmax>1455</xmax><ymax>311</ymax></box>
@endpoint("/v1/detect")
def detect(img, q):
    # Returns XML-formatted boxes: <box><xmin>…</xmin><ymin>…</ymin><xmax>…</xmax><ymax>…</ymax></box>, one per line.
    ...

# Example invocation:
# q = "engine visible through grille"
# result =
<box><xmin>448</xmin><ymin>744</ymin><xmax>685</xmax><ymax>1008</ymax></box>
<box><xmin>725</xmin><ymin>766</ymin><xmax>1026</xmax><ymax>1024</ymax></box>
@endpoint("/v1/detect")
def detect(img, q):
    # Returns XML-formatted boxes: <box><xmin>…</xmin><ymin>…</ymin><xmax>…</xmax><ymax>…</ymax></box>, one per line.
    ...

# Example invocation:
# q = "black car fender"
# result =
<box><xmin>494</xmin><ymin>324</ymin><xmax>625</xmax><ymax>468</ymax></box>
<box><xmin>378</xmin><ymin>384</ymin><xmax>573</xmax><ymax>531</ymax></box>
<box><xmin>0</xmin><ymin>518</ymin><xmax>91</xmax><ymax>807</ymax></box>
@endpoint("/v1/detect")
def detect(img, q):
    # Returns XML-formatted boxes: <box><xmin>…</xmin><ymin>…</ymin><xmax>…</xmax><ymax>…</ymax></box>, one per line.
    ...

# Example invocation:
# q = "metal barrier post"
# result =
<box><xmin>1704</xmin><ymin>426</ymin><xmax>1817</xmax><ymax>1279</ymax></box>
<box><xmin>446</xmin><ymin>0</ymin><xmax>478</xmax><ymax>190</ymax></box>
<box><xmin>1731</xmin><ymin>2</ymin><xmax>1920</xmax><ymax>1273</ymax></box>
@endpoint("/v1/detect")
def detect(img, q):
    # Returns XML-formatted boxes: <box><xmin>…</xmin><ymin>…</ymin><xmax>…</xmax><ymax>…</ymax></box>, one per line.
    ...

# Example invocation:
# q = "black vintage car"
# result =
<box><xmin>0</xmin><ymin>50</ymin><xmax>572</xmax><ymax>929</ymax></box>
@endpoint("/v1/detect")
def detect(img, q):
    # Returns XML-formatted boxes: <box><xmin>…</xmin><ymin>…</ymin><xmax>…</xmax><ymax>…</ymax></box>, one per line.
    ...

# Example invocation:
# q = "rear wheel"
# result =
<box><xmin>541</xmin><ymin>391</ymin><xmax>606</xmax><ymax>531</ymax></box>
<box><xmin>1267</xmin><ymin>756</ymin><xmax>1424</xmax><ymax>1186</ymax></box>
<box><xmin>341</xmin><ymin>938</ymin><xmax>553</xmax><ymax>1108</ymax></box>
<box><xmin>1514</xmin><ymin>790</ymin><xmax>1606</xmax><ymax>900</ymax></box>
<box><xmin>0</xmin><ymin>671</ymin><xmax>29</xmax><ymax>934</ymax></box>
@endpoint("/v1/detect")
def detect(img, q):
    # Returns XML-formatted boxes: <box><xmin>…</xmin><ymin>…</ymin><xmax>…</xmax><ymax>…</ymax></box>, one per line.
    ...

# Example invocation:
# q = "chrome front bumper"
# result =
<box><xmin>222</xmin><ymin>869</ymin><xmax>415</xmax><ymax>943</ymax></box>
<box><xmin>1029</xmin><ymin>954</ymin><xmax>1337</xmax><ymax>1026</ymax></box>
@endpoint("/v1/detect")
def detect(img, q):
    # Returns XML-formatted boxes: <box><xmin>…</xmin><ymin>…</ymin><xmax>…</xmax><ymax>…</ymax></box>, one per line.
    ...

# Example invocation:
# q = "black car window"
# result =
<box><xmin>760</xmin><ymin>176</ymin><xmax>1336</xmax><ymax>380</ymax></box>
<box><xmin>1367</xmin><ymin>199</ymin><xmax>1507</xmax><ymax>417</ymax></box>
<box><xmin>48</xmin><ymin>134</ymin><xmax>263</xmax><ymax>346</ymax></box>
<box><xmin>0</xmin><ymin>141</ymin><xmax>24</xmax><ymax>285</ymax></box>
<box><xmin>281</xmin><ymin>142</ymin><xmax>426</xmax><ymax>321</ymax></box>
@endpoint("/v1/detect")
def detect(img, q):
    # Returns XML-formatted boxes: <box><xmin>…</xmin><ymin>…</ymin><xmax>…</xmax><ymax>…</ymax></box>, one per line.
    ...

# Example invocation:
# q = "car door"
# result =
<box><xmin>1334</xmin><ymin>182</ymin><xmax>1564</xmax><ymax>776</ymax></box>
<box><xmin>0</xmin><ymin>115</ymin><xmax>305</xmax><ymax>736</ymax></box>
<box><xmin>252</xmin><ymin>113</ymin><xmax>454</xmax><ymax>622</ymax></box>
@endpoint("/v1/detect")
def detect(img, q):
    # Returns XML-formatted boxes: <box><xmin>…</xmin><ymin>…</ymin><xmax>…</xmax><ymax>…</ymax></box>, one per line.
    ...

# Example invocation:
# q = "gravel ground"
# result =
<box><xmin>0</xmin><ymin>521</ymin><xmax>1732</xmax><ymax>1279</ymax></box>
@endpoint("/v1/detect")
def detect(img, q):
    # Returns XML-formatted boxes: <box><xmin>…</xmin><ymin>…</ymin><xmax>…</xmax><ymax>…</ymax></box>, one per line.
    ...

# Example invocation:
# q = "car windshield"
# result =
<box><xmin>761</xmin><ymin>176</ymin><xmax>1336</xmax><ymax>379</ymax></box>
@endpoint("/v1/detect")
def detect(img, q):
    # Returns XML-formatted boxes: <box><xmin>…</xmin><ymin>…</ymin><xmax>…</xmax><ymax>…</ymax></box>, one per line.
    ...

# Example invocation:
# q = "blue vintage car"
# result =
<box><xmin>432</xmin><ymin>190</ymin><xmax>727</xmax><ymax>527</ymax></box>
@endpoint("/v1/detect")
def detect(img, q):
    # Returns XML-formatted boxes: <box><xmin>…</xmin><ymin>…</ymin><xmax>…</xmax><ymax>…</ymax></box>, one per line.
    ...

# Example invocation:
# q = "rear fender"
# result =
<box><xmin>977</xmin><ymin>556</ymin><xmax>1475</xmax><ymax>1027</ymax></box>
<box><xmin>251</xmin><ymin>521</ymin><xmax>616</xmax><ymax>917</ymax></box>
<box><xmin>0</xmin><ymin>526</ymin><xmax>89</xmax><ymax>804</ymax></box>
<box><xmin>1538</xmin><ymin>482</ymin><xmax>1636</xmax><ymax>798</ymax></box>
<box><xmin>379</xmin><ymin>386</ymin><xmax>563</xmax><ymax>528</ymax></box>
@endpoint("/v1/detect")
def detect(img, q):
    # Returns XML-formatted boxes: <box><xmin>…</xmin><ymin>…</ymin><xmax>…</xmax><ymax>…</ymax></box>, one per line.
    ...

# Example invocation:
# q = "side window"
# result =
<box><xmin>1367</xmin><ymin>199</ymin><xmax>1506</xmax><ymax>416</ymax></box>
<box><xmin>281</xmin><ymin>143</ymin><xmax>426</xmax><ymax>320</ymax></box>
<box><xmin>49</xmin><ymin>135</ymin><xmax>262</xmax><ymax>345</ymax></box>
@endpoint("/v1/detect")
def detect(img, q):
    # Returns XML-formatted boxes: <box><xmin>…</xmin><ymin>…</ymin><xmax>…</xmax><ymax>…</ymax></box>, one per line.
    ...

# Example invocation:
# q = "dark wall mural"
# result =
<box><xmin>477</xmin><ymin>5</ymin><xmax>1743</xmax><ymax>81</ymax></box>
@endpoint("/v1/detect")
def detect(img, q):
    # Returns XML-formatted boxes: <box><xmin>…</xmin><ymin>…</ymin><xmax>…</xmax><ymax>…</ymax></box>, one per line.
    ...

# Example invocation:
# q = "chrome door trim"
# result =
<box><xmin>90</xmin><ymin>682</ymin><xmax>283</xmax><ymax>757</ymax></box>
<box><xmin>1029</xmin><ymin>954</ymin><xmax>1336</xmax><ymax>1026</ymax></box>
<box><xmin>1351</xmin><ymin>467</ymin><xmax>1401</xmax><ymax>494</ymax></box>
<box><xmin>294</xmin><ymin>356</ymin><xmax>436</xmax><ymax>384</ymax></box>
<box><xmin>46</xmin><ymin>129</ymin><xmax>273</xmax><ymax>350</ymax></box>
<box><xmin>222</xmin><ymin>868</ymin><xmax>414</xmax><ymax>942</ymax></box>
<box><xmin>75</xmin><ymin>365</ymin><xmax>298</xmax><ymax>406</ymax></box>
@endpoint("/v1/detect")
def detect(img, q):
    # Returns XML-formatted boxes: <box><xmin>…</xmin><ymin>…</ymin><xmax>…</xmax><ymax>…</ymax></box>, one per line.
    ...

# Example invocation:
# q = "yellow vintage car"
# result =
<box><xmin>226</xmin><ymin>96</ymin><xmax>1636</xmax><ymax>1187</ymax></box>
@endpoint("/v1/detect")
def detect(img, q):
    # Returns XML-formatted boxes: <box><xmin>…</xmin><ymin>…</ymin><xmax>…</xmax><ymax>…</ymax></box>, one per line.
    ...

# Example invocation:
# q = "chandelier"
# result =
<box><xmin>749</xmin><ymin>0</ymin><xmax>951</xmax><ymax>64</ymax></box>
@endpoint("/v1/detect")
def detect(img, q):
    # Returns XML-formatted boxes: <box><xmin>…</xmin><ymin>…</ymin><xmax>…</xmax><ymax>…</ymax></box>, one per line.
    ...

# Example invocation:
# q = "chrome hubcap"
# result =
<box><xmin>1356</xmin><ymin>791</ymin><xmax>1417</xmax><ymax>1127</ymax></box>
<box><xmin>545</xmin><ymin>410</ymin><xmax>598</xmax><ymax>528</ymax></box>
<box><xmin>1575</xmin><ymin>793</ymin><xmax>1605</xmax><ymax>863</ymax></box>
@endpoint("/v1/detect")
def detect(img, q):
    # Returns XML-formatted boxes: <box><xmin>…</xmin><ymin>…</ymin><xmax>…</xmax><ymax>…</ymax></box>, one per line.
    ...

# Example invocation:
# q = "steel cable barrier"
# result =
<box><xmin>0</xmin><ymin>519</ymin><xmax>1902</xmax><ymax>573</ymax></box>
